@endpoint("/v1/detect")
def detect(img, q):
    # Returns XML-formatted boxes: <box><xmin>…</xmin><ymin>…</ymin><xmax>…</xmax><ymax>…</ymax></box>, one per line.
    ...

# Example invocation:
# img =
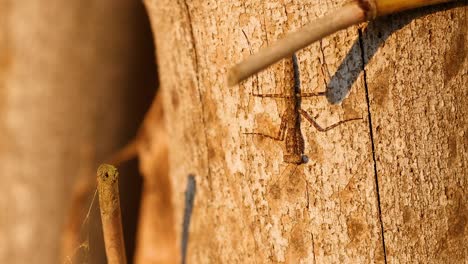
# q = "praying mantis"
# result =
<box><xmin>245</xmin><ymin>54</ymin><xmax>361</xmax><ymax>164</ymax></box>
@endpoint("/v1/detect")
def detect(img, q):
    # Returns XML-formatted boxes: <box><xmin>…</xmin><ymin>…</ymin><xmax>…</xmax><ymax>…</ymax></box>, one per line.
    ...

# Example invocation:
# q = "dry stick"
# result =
<box><xmin>97</xmin><ymin>164</ymin><xmax>127</xmax><ymax>264</ymax></box>
<box><xmin>227</xmin><ymin>0</ymin><xmax>456</xmax><ymax>86</ymax></box>
<box><xmin>61</xmin><ymin>143</ymin><xmax>138</xmax><ymax>262</ymax></box>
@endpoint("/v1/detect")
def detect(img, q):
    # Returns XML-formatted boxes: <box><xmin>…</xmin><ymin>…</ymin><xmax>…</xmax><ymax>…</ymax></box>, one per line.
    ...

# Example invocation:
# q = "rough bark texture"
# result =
<box><xmin>0</xmin><ymin>1</ymin><xmax>155</xmax><ymax>263</ymax></box>
<box><xmin>363</xmin><ymin>5</ymin><xmax>467</xmax><ymax>263</ymax></box>
<box><xmin>144</xmin><ymin>0</ymin><xmax>466</xmax><ymax>263</ymax></box>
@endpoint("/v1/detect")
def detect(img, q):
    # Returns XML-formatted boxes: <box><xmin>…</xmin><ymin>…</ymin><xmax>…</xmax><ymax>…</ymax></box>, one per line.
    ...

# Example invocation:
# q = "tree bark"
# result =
<box><xmin>362</xmin><ymin>5</ymin><xmax>467</xmax><ymax>263</ymax></box>
<box><xmin>144</xmin><ymin>0</ymin><xmax>466</xmax><ymax>263</ymax></box>
<box><xmin>0</xmin><ymin>1</ymin><xmax>155</xmax><ymax>263</ymax></box>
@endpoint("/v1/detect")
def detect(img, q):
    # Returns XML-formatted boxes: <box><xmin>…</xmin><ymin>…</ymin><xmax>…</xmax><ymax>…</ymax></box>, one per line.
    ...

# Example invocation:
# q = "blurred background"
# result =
<box><xmin>0</xmin><ymin>1</ymin><xmax>157</xmax><ymax>263</ymax></box>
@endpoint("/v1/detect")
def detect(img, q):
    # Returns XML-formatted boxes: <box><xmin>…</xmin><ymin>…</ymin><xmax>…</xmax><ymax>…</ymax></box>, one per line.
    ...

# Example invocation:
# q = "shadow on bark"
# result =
<box><xmin>325</xmin><ymin>1</ymin><xmax>466</xmax><ymax>104</ymax></box>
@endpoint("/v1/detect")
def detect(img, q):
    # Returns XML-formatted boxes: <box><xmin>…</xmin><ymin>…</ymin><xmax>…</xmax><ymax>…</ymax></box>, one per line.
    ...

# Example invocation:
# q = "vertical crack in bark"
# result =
<box><xmin>262</xmin><ymin>17</ymin><xmax>270</xmax><ymax>46</ymax></box>
<box><xmin>180</xmin><ymin>0</ymin><xmax>214</xmax><ymax>194</ymax></box>
<box><xmin>181</xmin><ymin>0</ymin><xmax>199</xmax><ymax>77</ymax></box>
<box><xmin>311</xmin><ymin>232</ymin><xmax>316</xmax><ymax>264</ymax></box>
<box><xmin>358</xmin><ymin>28</ymin><xmax>388</xmax><ymax>264</ymax></box>
<box><xmin>319</xmin><ymin>40</ymin><xmax>333</xmax><ymax>89</ymax></box>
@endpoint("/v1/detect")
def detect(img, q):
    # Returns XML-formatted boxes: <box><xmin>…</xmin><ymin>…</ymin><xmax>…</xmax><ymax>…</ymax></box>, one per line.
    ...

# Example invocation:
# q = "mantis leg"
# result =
<box><xmin>299</xmin><ymin>109</ymin><xmax>361</xmax><ymax>132</ymax></box>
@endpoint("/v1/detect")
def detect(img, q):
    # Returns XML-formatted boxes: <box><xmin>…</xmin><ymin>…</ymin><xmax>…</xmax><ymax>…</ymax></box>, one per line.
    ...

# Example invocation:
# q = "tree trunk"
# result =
<box><xmin>0</xmin><ymin>1</ymin><xmax>155</xmax><ymax>263</ymax></box>
<box><xmin>362</xmin><ymin>5</ymin><xmax>467</xmax><ymax>263</ymax></box>
<box><xmin>144</xmin><ymin>0</ymin><xmax>466</xmax><ymax>263</ymax></box>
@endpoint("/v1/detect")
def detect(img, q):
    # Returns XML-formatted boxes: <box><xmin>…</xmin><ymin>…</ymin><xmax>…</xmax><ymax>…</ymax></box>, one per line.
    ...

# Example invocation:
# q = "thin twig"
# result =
<box><xmin>228</xmin><ymin>1</ymin><xmax>365</xmax><ymax>86</ymax></box>
<box><xmin>97</xmin><ymin>164</ymin><xmax>127</xmax><ymax>264</ymax></box>
<box><xmin>228</xmin><ymin>0</ymin><xmax>455</xmax><ymax>86</ymax></box>
<box><xmin>61</xmin><ymin>143</ymin><xmax>138</xmax><ymax>263</ymax></box>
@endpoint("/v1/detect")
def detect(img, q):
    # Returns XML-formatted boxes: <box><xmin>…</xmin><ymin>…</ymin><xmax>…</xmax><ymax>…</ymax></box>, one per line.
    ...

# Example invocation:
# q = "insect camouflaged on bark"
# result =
<box><xmin>245</xmin><ymin>54</ymin><xmax>362</xmax><ymax>164</ymax></box>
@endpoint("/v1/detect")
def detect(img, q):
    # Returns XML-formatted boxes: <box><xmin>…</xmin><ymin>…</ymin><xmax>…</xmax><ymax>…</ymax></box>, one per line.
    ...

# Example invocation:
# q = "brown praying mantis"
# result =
<box><xmin>245</xmin><ymin>53</ymin><xmax>362</xmax><ymax>164</ymax></box>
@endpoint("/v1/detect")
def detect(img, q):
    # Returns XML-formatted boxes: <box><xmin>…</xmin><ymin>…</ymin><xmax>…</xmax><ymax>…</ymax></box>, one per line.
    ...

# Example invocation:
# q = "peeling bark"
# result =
<box><xmin>134</xmin><ymin>93</ymin><xmax>177</xmax><ymax>264</ymax></box>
